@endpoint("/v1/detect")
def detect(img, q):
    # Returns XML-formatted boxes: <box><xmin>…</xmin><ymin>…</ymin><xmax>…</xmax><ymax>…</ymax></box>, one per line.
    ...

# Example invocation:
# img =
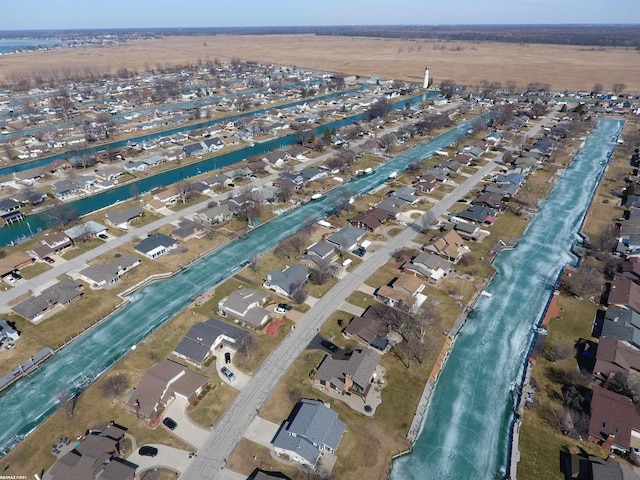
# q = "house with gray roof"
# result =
<box><xmin>77</xmin><ymin>254</ymin><xmax>140</xmax><ymax>288</ymax></box>
<box><xmin>326</xmin><ymin>225</ymin><xmax>365</xmax><ymax>252</ymax></box>
<box><xmin>64</xmin><ymin>220</ymin><xmax>107</xmax><ymax>241</ymax></box>
<box><xmin>402</xmin><ymin>251</ymin><xmax>451</xmax><ymax>285</ymax></box>
<box><xmin>52</xmin><ymin>179</ymin><xmax>78</xmax><ymax>200</ymax></box>
<box><xmin>197</xmin><ymin>204</ymin><xmax>233</xmax><ymax>225</ymax></box>
<box><xmin>599</xmin><ymin>307</ymin><xmax>640</xmax><ymax>349</ymax></box>
<box><xmin>172</xmin><ymin>317</ymin><xmax>249</xmax><ymax>367</ymax></box>
<box><xmin>375</xmin><ymin>197</ymin><xmax>407</xmax><ymax>218</ymax></box>
<box><xmin>391</xmin><ymin>187</ymin><xmax>420</xmax><ymax>204</ymax></box>
<box><xmin>105</xmin><ymin>205</ymin><xmax>143</xmax><ymax>230</ymax></box>
<box><xmin>314</xmin><ymin>349</ymin><xmax>382</xmax><ymax>399</ymax></box>
<box><xmin>272</xmin><ymin>399</ymin><xmax>346</xmax><ymax>467</ymax></box>
<box><xmin>0</xmin><ymin>320</ymin><xmax>20</xmax><ymax>342</ymax></box>
<box><xmin>134</xmin><ymin>233</ymin><xmax>178</xmax><ymax>260</ymax></box>
<box><xmin>218</xmin><ymin>287</ymin><xmax>271</xmax><ymax>328</ymax></box>
<box><xmin>264</xmin><ymin>265</ymin><xmax>309</xmax><ymax>298</ymax></box>
<box><xmin>301</xmin><ymin>241</ymin><xmax>338</xmax><ymax>270</ymax></box>
<box><xmin>12</xmin><ymin>278</ymin><xmax>83</xmax><ymax>320</ymax></box>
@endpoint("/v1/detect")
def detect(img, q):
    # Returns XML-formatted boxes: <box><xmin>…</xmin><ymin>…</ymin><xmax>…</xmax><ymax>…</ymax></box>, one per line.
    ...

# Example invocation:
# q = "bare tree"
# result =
<box><xmin>289</xmin><ymin>232</ymin><xmax>308</xmax><ymax>255</ymax></box>
<box><xmin>175</xmin><ymin>181</ymin><xmax>195</xmax><ymax>205</ymax></box>
<box><xmin>101</xmin><ymin>373</ymin><xmax>130</xmax><ymax>401</ymax></box>
<box><xmin>74</xmin><ymin>222</ymin><xmax>94</xmax><ymax>244</ymax></box>
<box><xmin>310</xmin><ymin>258</ymin><xmax>338</xmax><ymax>285</ymax></box>
<box><xmin>290</xmin><ymin>280</ymin><xmax>308</xmax><ymax>305</ymax></box>
<box><xmin>249</xmin><ymin>252</ymin><xmax>259</xmax><ymax>272</ymax></box>
<box><xmin>275</xmin><ymin>176</ymin><xmax>295</xmax><ymax>203</ymax></box>
<box><xmin>416</xmin><ymin>210</ymin><xmax>436</xmax><ymax>234</ymax></box>
<box><xmin>543</xmin><ymin>343</ymin><xmax>573</xmax><ymax>363</ymax></box>
<box><xmin>560</xmin><ymin>262</ymin><xmax>602</xmax><ymax>298</ymax></box>
<box><xmin>47</xmin><ymin>206</ymin><xmax>79</xmax><ymax>227</ymax></box>
<box><xmin>236</xmin><ymin>333</ymin><xmax>258</xmax><ymax>359</ymax></box>
<box><xmin>592</xmin><ymin>83</ymin><xmax>604</xmax><ymax>94</ymax></box>
<box><xmin>21</xmin><ymin>185</ymin><xmax>45</xmax><ymax>205</ymax></box>
<box><xmin>275</xmin><ymin>240</ymin><xmax>296</xmax><ymax>260</ymax></box>
<box><xmin>612</xmin><ymin>83</ymin><xmax>627</xmax><ymax>95</ymax></box>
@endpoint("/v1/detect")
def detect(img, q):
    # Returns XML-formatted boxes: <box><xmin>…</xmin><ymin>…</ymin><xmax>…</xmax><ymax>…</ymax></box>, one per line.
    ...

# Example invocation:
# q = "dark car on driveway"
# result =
<box><xmin>225</xmin><ymin>352</ymin><xmax>231</xmax><ymax>364</ymax></box>
<box><xmin>321</xmin><ymin>340</ymin><xmax>339</xmax><ymax>353</ymax></box>
<box><xmin>43</xmin><ymin>256</ymin><xmax>55</xmax><ymax>264</ymax></box>
<box><xmin>352</xmin><ymin>247</ymin><xmax>366</xmax><ymax>257</ymax></box>
<box><xmin>139</xmin><ymin>446</ymin><xmax>158</xmax><ymax>457</ymax></box>
<box><xmin>163</xmin><ymin>417</ymin><xmax>177</xmax><ymax>430</ymax></box>
<box><xmin>278</xmin><ymin>303</ymin><xmax>292</xmax><ymax>311</ymax></box>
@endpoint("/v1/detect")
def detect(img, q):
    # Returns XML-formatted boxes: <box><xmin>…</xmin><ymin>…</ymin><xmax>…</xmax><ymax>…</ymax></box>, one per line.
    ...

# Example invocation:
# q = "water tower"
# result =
<box><xmin>423</xmin><ymin>66</ymin><xmax>430</xmax><ymax>89</ymax></box>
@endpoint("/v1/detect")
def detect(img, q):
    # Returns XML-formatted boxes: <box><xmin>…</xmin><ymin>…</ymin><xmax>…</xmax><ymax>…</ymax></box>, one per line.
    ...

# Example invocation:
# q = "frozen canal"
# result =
<box><xmin>0</xmin><ymin>114</ymin><xmax>490</xmax><ymax>456</ymax></box>
<box><xmin>391</xmin><ymin>117</ymin><xmax>624</xmax><ymax>479</ymax></box>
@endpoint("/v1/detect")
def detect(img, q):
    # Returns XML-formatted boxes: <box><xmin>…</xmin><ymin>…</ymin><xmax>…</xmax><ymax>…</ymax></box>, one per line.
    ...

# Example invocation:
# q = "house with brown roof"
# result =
<box><xmin>0</xmin><ymin>251</ymin><xmax>34</xmax><ymax>277</ymax></box>
<box><xmin>343</xmin><ymin>316</ymin><xmax>389</xmax><ymax>351</ymax></box>
<box><xmin>593</xmin><ymin>337</ymin><xmax>640</xmax><ymax>381</ymax></box>
<box><xmin>423</xmin><ymin>230</ymin><xmax>469</xmax><ymax>264</ymax></box>
<box><xmin>375</xmin><ymin>273</ymin><xmax>426</xmax><ymax>311</ymax></box>
<box><xmin>349</xmin><ymin>208</ymin><xmax>390</xmax><ymax>232</ymax></box>
<box><xmin>314</xmin><ymin>349</ymin><xmax>382</xmax><ymax>400</ymax></box>
<box><xmin>588</xmin><ymin>386</ymin><xmax>640</xmax><ymax>452</ymax></box>
<box><xmin>125</xmin><ymin>359</ymin><xmax>208</xmax><ymax>419</ymax></box>
<box><xmin>608</xmin><ymin>276</ymin><xmax>640</xmax><ymax>314</ymax></box>
<box><xmin>48</xmin><ymin>423</ymin><xmax>136</xmax><ymax>480</ymax></box>
<box><xmin>218</xmin><ymin>287</ymin><xmax>271</xmax><ymax>329</ymax></box>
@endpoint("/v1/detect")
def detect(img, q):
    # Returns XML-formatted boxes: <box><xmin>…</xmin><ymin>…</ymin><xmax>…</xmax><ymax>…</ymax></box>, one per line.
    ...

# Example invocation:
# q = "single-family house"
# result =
<box><xmin>48</xmin><ymin>424</ymin><xmax>136</xmax><ymax>480</ymax></box>
<box><xmin>326</xmin><ymin>225</ymin><xmax>366</xmax><ymax>252</ymax></box>
<box><xmin>153</xmin><ymin>188</ymin><xmax>180</xmax><ymax>205</ymax></box>
<box><xmin>183</xmin><ymin>143</ymin><xmax>205</xmax><ymax>157</ymax></box>
<box><xmin>457</xmin><ymin>205</ymin><xmax>497</xmax><ymax>225</ymax></box>
<box><xmin>12</xmin><ymin>278</ymin><xmax>83</xmax><ymax>320</ymax></box>
<box><xmin>600</xmin><ymin>307</ymin><xmax>640</xmax><ymax>349</ymax></box>
<box><xmin>0</xmin><ymin>252</ymin><xmax>34</xmax><ymax>277</ymax></box>
<box><xmin>203</xmin><ymin>137</ymin><xmax>224</xmax><ymax>151</ymax></box>
<box><xmin>608</xmin><ymin>276</ymin><xmax>640</xmax><ymax>314</ymax></box>
<box><xmin>197</xmin><ymin>204</ymin><xmax>233</xmax><ymax>225</ymax></box>
<box><xmin>314</xmin><ymin>349</ymin><xmax>382</xmax><ymax>399</ymax></box>
<box><xmin>123</xmin><ymin>161</ymin><xmax>149</xmax><ymax>172</ymax></box>
<box><xmin>402</xmin><ymin>251</ymin><xmax>451</xmax><ymax>285</ymax></box>
<box><xmin>264</xmin><ymin>265</ymin><xmax>309</xmax><ymax>298</ymax></box>
<box><xmin>125</xmin><ymin>359</ymin><xmax>208</xmax><ymax>419</ymax></box>
<box><xmin>424</xmin><ymin>230</ymin><xmax>469</xmax><ymax>263</ymax></box>
<box><xmin>39</xmin><ymin>231</ymin><xmax>72</xmax><ymax>254</ymax></box>
<box><xmin>219</xmin><ymin>288</ymin><xmax>271</xmax><ymax>328</ymax></box>
<box><xmin>375</xmin><ymin>197</ymin><xmax>407</xmax><ymax>218</ymax></box>
<box><xmin>0</xmin><ymin>198</ymin><xmax>20</xmax><ymax>213</ymax></box>
<box><xmin>472</xmin><ymin>192</ymin><xmax>505</xmax><ymax>210</ymax></box>
<box><xmin>263</xmin><ymin>150</ymin><xmax>287</xmax><ymax>168</ymax></box>
<box><xmin>105</xmin><ymin>205</ymin><xmax>143</xmax><ymax>230</ymax></box>
<box><xmin>134</xmin><ymin>233</ymin><xmax>178</xmax><ymax>260</ymax></box>
<box><xmin>77</xmin><ymin>254</ymin><xmax>141</xmax><ymax>288</ymax></box>
<box><xmin>52</xmin><ymin>180</ymin><xmax>79</xmax><ymax>200</ymax></box>
<box><xmin>171</xmin><ymin>219</ymin><xmax>207</xmax><ymax>241</ymax></box>
<box><xmin>300</xmin><ymin>167</ymin><xmax>326</xmax><ymax>183</ymax></box>
<box><xmin>343</xmin><ymin>315</ymin><xmax>389</xmax><ymax>350</ymax></box>
<box><xmin>391</xmin><ymin>187</ymin><xmax>420</xmax><ymax>204</ymax></box>
<box><xmin>454</xmin><ymin>221</ymin><xmax>482</xmax><ymax>240</ymax></box>
<box><xmin>593</xmin><ymin>337</ymin><xmax>640</xmax><ymax>381</ymax></box>
<box><xmin>350</xmin><ymin>208</ymin><xmax>390</xmax><ymax>232</ymax></box>
<box><xmin>0</xmin><ymin>320</ymin><xmax>20</xmax><ymax>342</ymax></box>
<box><xmin>64</xmin><ymin>221</ymin><xmax>108</xmax><ymax>242</ymax></box>
<box><xmin>286</xmin><ymin>145</ymin><xmax>308</xmax><ymax>161</ymax></box>
<box><xmin>588</xmin><ymin>386</ymin><xmax>640</xmax><ymax>452</ymax></box>
<box><xmin>300</xmin><ymin>240</ymin><xmax>338</xmax><ymax>270</ymax></box>
<box><xmin>375</xmin><ymin>273</ymin><xmax>426</xmax><ymax>310</ymax></box>
<box><xmin>172</xmin><ymin>317</ymin><xmax>249</xmax><ymax>367</ymax></box>
<box><xmin>272</xmin><ymin>399</ymin><xmax>346</xmax><ymax>467</ymax></box>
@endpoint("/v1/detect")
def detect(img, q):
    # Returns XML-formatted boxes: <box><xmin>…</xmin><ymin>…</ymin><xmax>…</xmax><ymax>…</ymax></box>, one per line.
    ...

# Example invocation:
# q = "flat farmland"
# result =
<box><xmin>1</xmin><ymin>34</ymin><xmax>639</xmax><ymax>92</ymax></box>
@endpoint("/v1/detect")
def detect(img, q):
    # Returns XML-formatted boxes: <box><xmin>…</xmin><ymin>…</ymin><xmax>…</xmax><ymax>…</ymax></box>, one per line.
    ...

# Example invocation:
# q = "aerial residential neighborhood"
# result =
<box><xmin>0</xmin><ymin>12</ymin><xmax>638</xmax><ymax>480</ymax></box>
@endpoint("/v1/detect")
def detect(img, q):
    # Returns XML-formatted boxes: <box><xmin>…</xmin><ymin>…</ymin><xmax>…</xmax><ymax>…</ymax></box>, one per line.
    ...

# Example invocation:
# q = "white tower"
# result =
<box><xmin>423</xmin><ymin>66</ymin><xmax>430</xmax><ymax>89</ymax></box>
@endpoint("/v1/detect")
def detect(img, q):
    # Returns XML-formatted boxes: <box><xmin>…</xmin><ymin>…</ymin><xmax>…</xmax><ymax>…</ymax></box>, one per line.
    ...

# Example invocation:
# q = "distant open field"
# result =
<box><xmin>1</xmin><ymin>34</ymin><xmax>639</xmax><ymax>92</ymax></box>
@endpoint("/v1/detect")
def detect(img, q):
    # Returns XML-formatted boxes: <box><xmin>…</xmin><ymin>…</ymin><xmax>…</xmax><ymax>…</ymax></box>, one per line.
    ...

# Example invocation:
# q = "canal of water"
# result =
<box><xmin>0</xmin><ymin>112</ymin><xmax>489</xmax><ymax>457</ymax></box>
<box><xmin>389</xmin><ymin>117</ymin><xmax>624</xmax><ymax>479</ymax></box>
<box><xmin>0</xmin><ymin>92</ymin><xmax>435</xmax><ymax>247</ymax></box>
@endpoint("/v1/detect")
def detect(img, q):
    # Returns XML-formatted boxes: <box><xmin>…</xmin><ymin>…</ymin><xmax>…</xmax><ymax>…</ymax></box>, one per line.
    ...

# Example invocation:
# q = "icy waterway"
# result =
<box><xmin>0</xmin><ymin>113</ymin><xmax>491</xmax><ymax>457</ymax></box>
<box><xmin>390</xmin><ymin>118</ymin><xmax>624</xmax><ymax>479</ymax></box>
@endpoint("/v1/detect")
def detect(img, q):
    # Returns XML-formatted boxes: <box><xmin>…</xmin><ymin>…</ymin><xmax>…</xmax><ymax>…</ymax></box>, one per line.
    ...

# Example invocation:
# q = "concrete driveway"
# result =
<box><xmin>163</xmin><ymin>397</ymin><xmax>211</xmax><ymax>449</ymax></box>
<box><xmin>127</xmin><ymin>443</ymin><xmax>193</xmax><ymax>479</ymax></box>
<box><xmin>216</xmin><ymin>346</ymin><xmax>252</xmax><ymax>390</ymax></box>
<box><xmin>243</xmin><ymin>416</ymin><xmax>280</xmax><ymax>448</ymax></box>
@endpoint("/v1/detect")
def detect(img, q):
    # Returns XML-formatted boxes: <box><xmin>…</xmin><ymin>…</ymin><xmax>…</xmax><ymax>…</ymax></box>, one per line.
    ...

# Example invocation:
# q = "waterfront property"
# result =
<box><xmin>125</xmin><ymin>359</ymin><xmax>208</xmax><ymax>419</ymax></box>
<box><xmin>77</xmin><ymin>254</ymin><xmax>141</xmax><ymax>288</ymax></box>
<box><xmin>12</xmin><ymin>278</ymin><xmax>83</xmax><ymax>321</ymax></box>
<box><xmin>313</xmin><ymin>349</ymin><xmax>382</xmax><ymax>400</ymax></box>
<box><xmin>272</xmin><ymin>398</ymin><xmax>346</xmax><ymax>467</ymax></box>
<box><xmin>133</xmin><ymin>233</ymin><xmax>179</xmax><ymax>260</ymax></box>
<box><xmin>218</xmin><ymin>287</ymin><xmax>271</xmax><ymax>329</ymax></box>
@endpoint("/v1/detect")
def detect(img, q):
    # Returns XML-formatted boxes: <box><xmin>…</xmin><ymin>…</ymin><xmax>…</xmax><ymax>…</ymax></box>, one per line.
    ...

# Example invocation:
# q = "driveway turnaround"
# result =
<box><xmin>162</xmin><ymin>397</ymin><xmax>211</xmax><ymax>449</ymax></box>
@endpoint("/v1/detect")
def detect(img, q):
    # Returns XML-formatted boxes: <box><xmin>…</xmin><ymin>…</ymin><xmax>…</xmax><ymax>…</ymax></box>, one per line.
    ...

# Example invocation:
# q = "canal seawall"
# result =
<box><xmin>390</xmin><ymin>117</ymin><xmax>624</xmax><ymax>480</ymax></box>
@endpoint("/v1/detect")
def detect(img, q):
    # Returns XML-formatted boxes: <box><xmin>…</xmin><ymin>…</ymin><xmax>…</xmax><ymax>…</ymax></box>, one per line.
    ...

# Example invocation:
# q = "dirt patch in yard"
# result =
<box><xmin>265</xmin><ymin>318</ymin><xmax>287</xmax><ymax>338</ymax></box>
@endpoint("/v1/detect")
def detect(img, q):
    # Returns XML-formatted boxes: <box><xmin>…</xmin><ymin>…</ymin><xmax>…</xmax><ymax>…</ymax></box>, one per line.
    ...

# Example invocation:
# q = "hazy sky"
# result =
<box><xmin>0</xmin><ymin>0</ymin><xmax>638</xmax><ymax>30</ymax></box>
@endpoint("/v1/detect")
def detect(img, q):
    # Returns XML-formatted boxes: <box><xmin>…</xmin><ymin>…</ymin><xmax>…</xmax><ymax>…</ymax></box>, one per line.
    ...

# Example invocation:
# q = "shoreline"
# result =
<box><xmin>392</xmin><ymin>118</ymin><xmax>623</xmax><ymax>479</ymax></box>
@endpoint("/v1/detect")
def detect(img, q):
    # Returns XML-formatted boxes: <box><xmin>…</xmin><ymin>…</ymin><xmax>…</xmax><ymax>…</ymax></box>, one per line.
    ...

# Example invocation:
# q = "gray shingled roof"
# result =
<box><xmin>105</xmin><ymin>205</ymin><xmax>143</xmax><ymax>227</ymax></box>
<box><xmin>264</xmin><ymin>265</ymin><xmax>309</xmax><ymax>296</ymax></box>
<box><xmin>272</xmin><ymin>399</ymin><xmax>345</xmax><ymax>466</ymax></box>
<box><xmin>173</xmin><ymin>318</ymin><xmax>248</xmax><ymax>364</ymax></box>
<box><xmin>12</xmin><ymin>278</ymin><xmax>82</xmax><ymax>319</ymax></box>
<box><xmin>327</xmin><ymin>225</ymin><xmax>365</xmax><ymax>251</ymax></box>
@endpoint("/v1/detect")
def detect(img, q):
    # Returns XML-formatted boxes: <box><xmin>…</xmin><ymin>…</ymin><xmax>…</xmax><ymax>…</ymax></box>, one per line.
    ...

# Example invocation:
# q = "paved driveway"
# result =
<box><xmin>217</xmin><ymin>346</ymin><xmax>252</xmax><ymax>389</ymax></box>
<box><xmin>127</xmin><ymin>443</ymin><xmax>193</xmax><ymax>479</ymax></box>
<box><xmin>163</xmin><ymin>397</ymin><xmax>211</xmax><ymax>449</ymax></box>
<box><xmin>243</xmin><ymin>416</ymin><xmax>280</xmax><ymax>448</ymax></box>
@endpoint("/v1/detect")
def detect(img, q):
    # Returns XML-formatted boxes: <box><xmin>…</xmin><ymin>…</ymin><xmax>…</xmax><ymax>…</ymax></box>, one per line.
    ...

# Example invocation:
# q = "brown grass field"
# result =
<box><xmin>1</xmin><ymin>34</ymin><xmax>639</xmax><ymax>92</ymax></box>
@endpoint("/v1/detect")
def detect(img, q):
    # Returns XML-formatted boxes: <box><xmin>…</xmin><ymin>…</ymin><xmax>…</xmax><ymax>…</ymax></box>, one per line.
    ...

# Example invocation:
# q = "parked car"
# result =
<box><xmin>274</xmin><ymin>306</ymin><xmax>287</xmax><ymax>314</ymax></box>
<box><xmin>352</xmin><ymin>247</ymin><xmax>366</xmax><ymax>257</ymax></box>
<box><xmin>221</xmin><ymin>366</ymin><xmax>236</xmax><ymax>381</ymax></box>
<box><xmin>224</xmin><ymin>352</ymin><xmax>231</xmax><ymax>364</ymax></box>
<box><xmin>321</xmin><ymin>340</ymin><xmax>339</xmax><ymax>353</ymax></box>
<box><xmin>162</xmin><ymin>417</ymin><xmax>177</xmax><ymax>430</ymax></box>
<box><xmin>3</xmin><ymin>275</ymin><xmax>15</xmax><ymax>284</ymax></box>
<box><xmin>278</xmin><ymin>303</ymin><xmax>292</xmax><ymax>311</ymax></box>
<box><xmin>12</xmin><ymin>273</ymin><xmax>22</xmax><ymax>281</ymax></box>
<box><xmin>43</xmin><ymin>256</ymin><xmax>55</xmax><ymax>264</ymax></box>
<box><xmin>138</xmin><ymin>446</ymin><xmax>158</xmax><ymax>457</ymax></box>
<box><xmin>98</xmin><ymin>234</ymin><xmax>108</xmax><ymax>240</ymax></box>
<box><xmin>5</xmin><ymin>343</ymin><xmax>15</xmax><ymax>350</ymax></box>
